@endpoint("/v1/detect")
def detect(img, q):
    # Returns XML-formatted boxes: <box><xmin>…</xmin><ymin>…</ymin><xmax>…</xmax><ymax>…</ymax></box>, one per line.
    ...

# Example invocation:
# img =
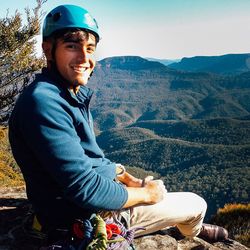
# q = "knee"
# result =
<box><xmin>187</xmin><ymin>192</ymin><xmax>207</xmax><ymax>215</ymax></box>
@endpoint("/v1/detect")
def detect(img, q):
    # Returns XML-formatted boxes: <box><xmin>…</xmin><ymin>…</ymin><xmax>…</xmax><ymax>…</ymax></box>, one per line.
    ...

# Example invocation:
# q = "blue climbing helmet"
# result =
<box><xmin>43</xmin><ymin>5</ymin><xmax>100</xmax><ymax>42</ymax></box>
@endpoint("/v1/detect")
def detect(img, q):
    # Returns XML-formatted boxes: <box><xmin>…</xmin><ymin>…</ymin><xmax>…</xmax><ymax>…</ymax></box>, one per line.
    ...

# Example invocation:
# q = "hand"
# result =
<box><xmin>116</xmin><ymin>166</ymin><xmax>143</xmax><ymax>187</ymax></box>
<box><xmin>143</xmin><ymin>178</ymin><xmax>167</xmax><ymax>204</ymax></box>
<box><xmin>122</xmin><ymin>177</ymin><xmax>167</xmax><ymax>208</ymax></box>
<box><xmin>141</xmin><ymin>175</ymin><xmax>154</xmax><ymax>187</ymax></box>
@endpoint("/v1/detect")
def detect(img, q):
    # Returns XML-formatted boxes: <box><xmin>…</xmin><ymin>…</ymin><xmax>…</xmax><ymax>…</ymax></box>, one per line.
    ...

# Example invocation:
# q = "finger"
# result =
<box><xmin>141</xmin><ymin>175</ymin><xmax>154</xmax><ymax>187</ymax></box>
<box><xmin>145</xmin><ymin>175</ymin><xmax>154</xmax><ymax>182</ymax></box>
<box><xmin>154</xmin><ymin>179</ymin><xmax>165</xmax><ymax>187</ymax></box>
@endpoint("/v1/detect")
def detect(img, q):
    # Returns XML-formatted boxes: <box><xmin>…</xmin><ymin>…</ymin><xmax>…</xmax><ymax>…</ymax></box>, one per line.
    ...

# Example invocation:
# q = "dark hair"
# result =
<box><xmin>43</xmin><ymin>28</ymin><xmax>97</xmax><ymax>60</ymax></box>
<box><xmin>43</xmin><ymin>28</ymin><xmax>97</xmax><ymax>45</ymax></box>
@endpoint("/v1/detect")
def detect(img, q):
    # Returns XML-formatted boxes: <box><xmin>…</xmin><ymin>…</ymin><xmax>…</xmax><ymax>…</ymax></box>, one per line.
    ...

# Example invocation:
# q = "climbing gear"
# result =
<box><xmin>86</xmin><ymin>214</ymin><xmax>108</xmax><ymax>249</ymax></box>
<box><xmin>76</xmin><ymin>214</ymin><xmax>139</xmax><ymax>250</ymax></box>
<box><xmin>41</xmin><ymin>212</ymin><xmax>141</xmax><ymax>249</ymax></box>
<box><xmin>106</xmin><ymin>223</ymin><xmax>122</xmax><ymax>239</ymax></box>
<box><xmin>43</xmin><ymin>4</ymin><xmax>99</xmax><ymax>42</ymax></box>
<box><xmin>198</xmin><ymin>223</ymin><xmax>228</xmax><ymax>242</ymax></box>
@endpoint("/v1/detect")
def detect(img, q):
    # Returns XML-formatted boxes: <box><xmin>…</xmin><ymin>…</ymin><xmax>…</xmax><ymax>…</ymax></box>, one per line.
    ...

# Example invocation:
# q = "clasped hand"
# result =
<box><xmin>118</xmin><ymin>170</ymin><xmax>167</xmax><ymax>205</ymax></box>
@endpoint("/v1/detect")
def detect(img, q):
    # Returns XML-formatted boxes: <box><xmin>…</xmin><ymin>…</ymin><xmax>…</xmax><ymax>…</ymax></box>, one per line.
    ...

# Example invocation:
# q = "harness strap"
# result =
<box><xmin>32</xmin><ymin>215</ymin><xmax>42</xmax><ymax>231</ymax></box>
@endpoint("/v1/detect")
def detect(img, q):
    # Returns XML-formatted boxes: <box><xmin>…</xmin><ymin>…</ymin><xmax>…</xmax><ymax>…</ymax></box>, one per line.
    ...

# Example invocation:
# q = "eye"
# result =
<box><xmin>66</xmin><ymin>43</ymin><xmax>77</xmax><ymax>49</ymax></box>
<box><xmin>87</xmin><ymin>46</ymin><xmax>96</xmax><ymax>54</ymax></box>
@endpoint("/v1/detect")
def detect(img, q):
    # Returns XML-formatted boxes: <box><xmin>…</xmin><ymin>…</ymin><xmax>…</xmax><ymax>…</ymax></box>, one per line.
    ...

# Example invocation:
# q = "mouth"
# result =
<box><xmin>72</xmin><ymin>65</ymin><xmax>89</xmax><ymax>74</ymax></box>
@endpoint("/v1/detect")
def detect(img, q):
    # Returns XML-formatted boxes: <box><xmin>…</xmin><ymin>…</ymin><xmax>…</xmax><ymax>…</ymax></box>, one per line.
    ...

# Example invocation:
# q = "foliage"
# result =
<box><xmin>0</xmin><ymin>126</ymin><xmax>24</xmax><ymax>187</ymax></box>
<box><xmin>93</xmin><ymin>55</ymin><xmax>250</xmax><ymax>222</ymax></box>
<box><xmin>126</xmin><ymin>166</ymin><xmax>160</xmax><ymax>180</ymax></box>
<box><xmin>89</xmin><ymin>56</ymin><xmax>250</xmax><ymax>132</ymax></box>
<box><xmin>132</xmin><ymin>118</ymin><xmax>250</xmax><ymax>145</ymax></box>
<box><xmin>97</xmin><ymin>120</ymin><xmax>250</xmax><ymax>220</ymax></box>
<box><xmin>0</xmin><ymin>0</ymin><xmax>45</xmax><ymax>124</ymax></box>
<box><xmin>210</xmin><ymin>203</ymin><xmax>250</xmax><ymax>247</ymax></box>
<box><xmin>163</xmin><ymin>165</ymin><xmax>250</xmax><ymax>219</ymax></box>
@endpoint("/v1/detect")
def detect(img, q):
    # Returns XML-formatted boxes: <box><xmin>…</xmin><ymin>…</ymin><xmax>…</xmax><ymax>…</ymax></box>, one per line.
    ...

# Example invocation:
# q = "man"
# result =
<box><xmin>9</xmin><ymin>4</ymin><xmax>228</xmax><ymax>247</ymax></box>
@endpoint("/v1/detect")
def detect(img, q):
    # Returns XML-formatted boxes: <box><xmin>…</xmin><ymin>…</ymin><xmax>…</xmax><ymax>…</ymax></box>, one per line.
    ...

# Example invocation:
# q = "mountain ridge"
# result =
<box><xmin>97</xmin><ymin>55</ymin><xmax>168</xmax><ymax>71</ymax></box>
<box><xmin>88</xmin><ymin>54</ymin><xmax>250</xmax><ymax>220</ymax></box>
<box><xmin>168</xmin><ymin>53</ymin><xmax>250</xmax><ymax>75</ymax></box>
<box><xmin>89</xmin><ymin>55</ymin><xmax>250</xmax><ymax>132</ymax></box>
<box><xmin>145</xmin><ymin>57</ymin><xmax>180</xmax><ymax>66</ymax></box>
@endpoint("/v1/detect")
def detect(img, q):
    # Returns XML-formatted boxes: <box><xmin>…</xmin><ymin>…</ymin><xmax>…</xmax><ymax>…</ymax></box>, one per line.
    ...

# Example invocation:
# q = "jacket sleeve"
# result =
<box><xmin>19</xmin><ymin>90</ymin><xmax>128</xmax><ymax>211</ymax></box>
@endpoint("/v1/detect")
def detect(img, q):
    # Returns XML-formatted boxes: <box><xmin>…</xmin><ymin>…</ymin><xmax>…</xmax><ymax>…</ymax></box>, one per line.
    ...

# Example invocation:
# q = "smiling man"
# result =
<box><xmin>44</xmin><ymin>30</ymin><xmax>97</xmax><ymax>91</ymax></box>
<box><xmin>8</xmin><ymin>4</ymin><xmax>228</xmax><ymax>249</ymax></box>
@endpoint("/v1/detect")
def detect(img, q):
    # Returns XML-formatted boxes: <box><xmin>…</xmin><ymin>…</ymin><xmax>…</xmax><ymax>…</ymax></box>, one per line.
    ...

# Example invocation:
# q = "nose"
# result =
<box><xmin>77</xmin><ymin>47</ymin><xmax>88</xmax><ymax>63</ymax></box>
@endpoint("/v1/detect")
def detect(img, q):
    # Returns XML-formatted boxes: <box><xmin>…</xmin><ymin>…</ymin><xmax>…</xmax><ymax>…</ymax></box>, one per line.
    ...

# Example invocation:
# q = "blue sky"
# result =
<box><xmin>1</xmin><ymin>0</ymin><xmax>250</xmax><ymax>60</ymax></box>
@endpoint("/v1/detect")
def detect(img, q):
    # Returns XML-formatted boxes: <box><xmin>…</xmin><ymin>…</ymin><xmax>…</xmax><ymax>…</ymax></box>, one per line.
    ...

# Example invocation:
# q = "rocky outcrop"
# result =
<box><xmin>134</xmin><ymin>234</ymin><xmax>249</xmax><ymax>250</ymax></box>
<box><xmin>0</xmin><ymin>187</ymin><xmax>249</xmax><ymax>250</ymax></box>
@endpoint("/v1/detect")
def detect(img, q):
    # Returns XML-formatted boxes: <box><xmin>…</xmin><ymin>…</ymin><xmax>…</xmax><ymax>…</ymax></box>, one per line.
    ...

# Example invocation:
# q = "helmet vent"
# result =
<box><xmin>53</xmin><ymin>12</ymin><xmax>61</xmax><ymax>22</ymax></box>
<box><xmin>43</xmin><ymin>5</ymin><xmax>100</xmax><ymax>41</ymax></box>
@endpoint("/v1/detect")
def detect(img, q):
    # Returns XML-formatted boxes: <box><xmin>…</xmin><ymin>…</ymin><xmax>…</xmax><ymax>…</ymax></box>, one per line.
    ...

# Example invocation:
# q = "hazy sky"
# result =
<box><xmin>1</xmin><ymin>0</ymin><xmax>250</xmax><ymax>60</ymax></box>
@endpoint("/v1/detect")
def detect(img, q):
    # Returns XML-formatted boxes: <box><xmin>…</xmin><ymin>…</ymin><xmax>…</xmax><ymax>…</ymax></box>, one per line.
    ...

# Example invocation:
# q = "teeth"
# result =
<box><xmin>73</xmin><ymin>66</ymin><xmax>87</xmax><ymax>72</ymax></box>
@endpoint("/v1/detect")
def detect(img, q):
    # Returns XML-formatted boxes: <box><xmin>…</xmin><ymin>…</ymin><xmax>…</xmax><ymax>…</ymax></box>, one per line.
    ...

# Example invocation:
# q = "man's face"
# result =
<box><xmin>54</xmin><ymin>33</ymin><xmax>96</xmax><ymax>88</ymax></box>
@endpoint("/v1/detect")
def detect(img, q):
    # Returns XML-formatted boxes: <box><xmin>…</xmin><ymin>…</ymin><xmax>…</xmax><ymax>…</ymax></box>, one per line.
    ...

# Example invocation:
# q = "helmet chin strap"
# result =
<box><xmin>49</xmin><ymin>62</ymin><xmax>70</xmax><ymax>87</ymax></box>
<box><xmin>89</xmin><ymin>70</ymin><xmax>94</xmax><ymax>79</ymax></box>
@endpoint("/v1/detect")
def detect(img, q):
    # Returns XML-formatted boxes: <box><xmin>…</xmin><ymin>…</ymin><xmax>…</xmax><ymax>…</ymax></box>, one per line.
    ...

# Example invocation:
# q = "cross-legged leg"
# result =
<box><xmin>130</xmin><ymin>192</ymin><xmax>207</xmax><ymax>238</ymax></box>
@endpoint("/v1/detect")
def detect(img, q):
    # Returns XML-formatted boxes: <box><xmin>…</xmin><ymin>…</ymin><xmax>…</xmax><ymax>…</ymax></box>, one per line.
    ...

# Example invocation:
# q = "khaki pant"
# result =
<box><xmin>130</xmin><ymin>192</ymin><xmax>207</xmax><ymax>238</ymax></box>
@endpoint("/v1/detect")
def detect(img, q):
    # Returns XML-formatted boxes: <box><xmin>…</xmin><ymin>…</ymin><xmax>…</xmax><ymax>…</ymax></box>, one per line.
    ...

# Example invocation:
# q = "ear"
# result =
<box><xmin>42</xmin><ymin>41</ymin><xmax>53</xmax><ymax>61</ymax></box>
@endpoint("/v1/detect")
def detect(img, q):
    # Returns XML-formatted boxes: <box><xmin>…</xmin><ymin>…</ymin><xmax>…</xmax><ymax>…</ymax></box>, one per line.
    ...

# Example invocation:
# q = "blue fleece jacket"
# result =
<box><xmin>8</xmin><ymin>69</ymin><xmax>128</xmax><ymax>230</ymax></box>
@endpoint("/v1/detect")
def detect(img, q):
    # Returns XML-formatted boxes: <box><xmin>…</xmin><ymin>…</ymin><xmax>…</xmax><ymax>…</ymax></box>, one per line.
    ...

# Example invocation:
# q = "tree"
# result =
<box><xmin>0</xmin><ymin>0</ymin><xmax>46</xmax><ymax>124</ymax></box>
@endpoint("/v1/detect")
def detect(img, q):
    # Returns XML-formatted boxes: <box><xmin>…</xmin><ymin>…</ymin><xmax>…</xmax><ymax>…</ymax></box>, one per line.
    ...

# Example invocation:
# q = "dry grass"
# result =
<box><xmin>0</xmin><ymin>126</ymin><xmax>24</xmax><ymax>187</ymax></box>
<box><xmin>211</xmin><ymin>203</ymin><xmax>250</xmax><ymax>247</ymax></box>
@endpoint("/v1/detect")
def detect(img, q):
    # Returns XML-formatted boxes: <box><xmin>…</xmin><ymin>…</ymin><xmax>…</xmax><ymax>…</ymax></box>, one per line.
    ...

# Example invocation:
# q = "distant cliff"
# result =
<box><xmin>98</xmin><ymin>56</ymin><xmax>167</xmax><ymax>71</ymax></box>
<box><xmin>168</xmin><ymin>53</ymin><xmax>250</xmax><ymax>75</ymax></box>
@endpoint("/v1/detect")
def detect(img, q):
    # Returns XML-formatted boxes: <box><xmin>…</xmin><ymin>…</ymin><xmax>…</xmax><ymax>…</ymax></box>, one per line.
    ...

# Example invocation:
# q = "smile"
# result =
<box><xmin>72</xmin><ymin>66</ymin><xmax>88</xmax><ymax>73</ymax></box>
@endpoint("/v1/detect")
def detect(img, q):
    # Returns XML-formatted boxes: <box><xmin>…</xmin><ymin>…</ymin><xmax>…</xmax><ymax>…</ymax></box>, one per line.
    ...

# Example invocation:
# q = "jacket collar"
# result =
<box><xmin>38</xmin><ymin>67</ymin><xmax>94</xmax><ymax>106</ymax></box>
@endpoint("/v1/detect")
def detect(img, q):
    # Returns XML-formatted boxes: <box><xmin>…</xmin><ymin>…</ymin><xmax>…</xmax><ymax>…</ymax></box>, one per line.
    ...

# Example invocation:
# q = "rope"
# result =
<box><xmin>86</xmin><ymin>214</ymin><xmax>130</xmax><ymax>250</ymax></box>
<box><xmin>104</xmin><ymin>213</ymin><xmax>145</xmax><ymax>250</ymax></box>
<box><xmin>41</xmin><ymin>213</ymin><xmax>142</xmax><ymax>250</ymax></box>
<box><xmin>86</xmin><ymin>214</ymin><xmax>108</xmax><ymax>250</ymax></box>
<box><xmin>75</xmin><ymin>219</ymin><xmax>93</xmax><ymax>250</ymax></box>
